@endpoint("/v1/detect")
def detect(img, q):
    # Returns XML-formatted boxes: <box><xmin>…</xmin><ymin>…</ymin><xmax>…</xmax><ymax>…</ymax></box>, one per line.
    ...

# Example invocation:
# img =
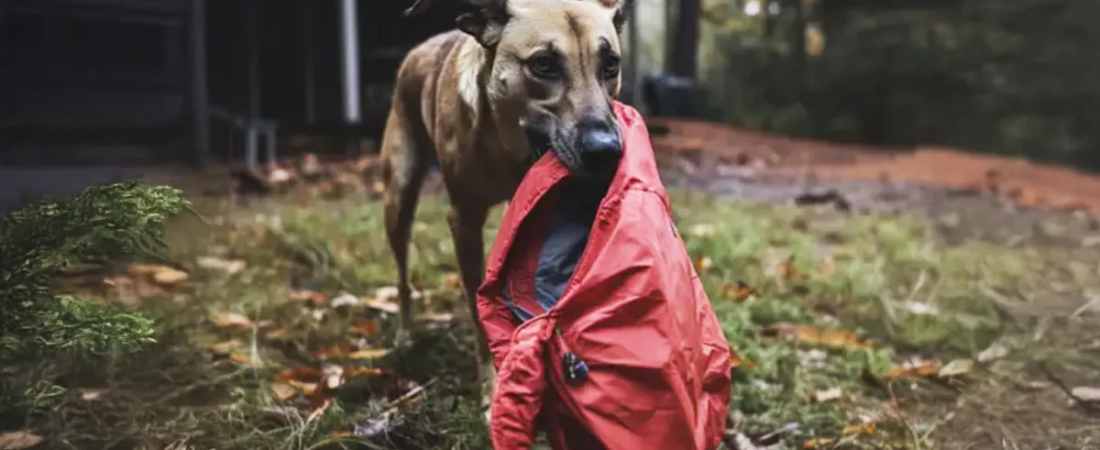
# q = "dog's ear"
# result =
<box><xmin>610</xmin><ymin>0</ymin><xmax>634</xmax><ymax>33</ymax></box>
<box><xmin>456</xmin><ymin>0</ymin><xmax>510</xmax><ymax>48</ymax></box>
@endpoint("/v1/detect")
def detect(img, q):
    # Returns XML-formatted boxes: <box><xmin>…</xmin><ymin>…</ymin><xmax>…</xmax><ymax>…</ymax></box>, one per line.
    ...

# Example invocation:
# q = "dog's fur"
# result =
<box><xmin>380</xmin><ymin>0</ymin><xmax>634</xmax><ymax>405</ymax></box>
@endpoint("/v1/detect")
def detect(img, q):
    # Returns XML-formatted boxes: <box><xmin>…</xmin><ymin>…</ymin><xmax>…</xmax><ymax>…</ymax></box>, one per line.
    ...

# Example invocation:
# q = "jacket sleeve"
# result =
<box><xmin>489</xmin><ymin>320</ymin><xmax>550</xmax><ymax>450</ymax></box>
<box><xmin>693</xmin><ymin>272</ymin><xmax>732</xmax><ymax>450</ymax></box>
<box><xmin>476</xmin><ymin>283</ymin><xmax>520</xmax><ymax>371</ymax></box>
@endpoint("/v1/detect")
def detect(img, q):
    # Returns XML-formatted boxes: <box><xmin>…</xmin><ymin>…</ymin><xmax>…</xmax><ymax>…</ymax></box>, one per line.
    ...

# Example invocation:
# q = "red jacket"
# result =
<box><xmin>477</xmin><ymin>103</ymin><xmax>732</xmax><ymax>450</ymax></box>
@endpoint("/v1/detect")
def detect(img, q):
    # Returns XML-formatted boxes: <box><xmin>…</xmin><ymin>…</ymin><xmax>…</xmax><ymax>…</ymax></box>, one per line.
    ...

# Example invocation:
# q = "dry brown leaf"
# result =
<box><xmin>306</xmin><ymin>398</ymin><xmax>333</xmax><ymax>423</ymax></box>
<box><xmin>938</xmin><ymin>359</ymin><xmax>975</xmax><ymax>378</ymax></box>
<box><xmin>345</xmin><ymin>367</ymin><xmax>387</xmax><ymax>379</ymax></box>
<box><xmin>78</xmin><ymin>389</ymin><xmax>104</xmax><ymax>401</ymax></box>
<box><xmin>360</xmin><ymin>297</ymin><xmax>399</xmax><ymax>314</ymax></box>
<box><xmin>765</xmin><ymin>323</ymin><xmax>874</xmax><ymax>350</ymax></box>
<box><xmin>196</xmin><ymin>256</ymin><xmax>246</xmax><ymax>275</ymax></box>
<box><xmin>347</xmin><ymin>348</ymin><xmax>392</xmax><ymax>360</ymax></box>
<box><xmin>210</xmin><ymin>339</ymin><xmax>245</xmax><ymax>355</ymax></box>
<box><xmin>421</xmin><ymin>313</ymin><xmax>454</xmax><ymax>324</ymax></box>
<box><xmin>270</xmin><ymin>382</ymin><xmax>299</xmax><ymax>402</ymax></box>
<box><xmin>264</xmin><ymin>327</ymin><xmax>292</xmax><ymax>340</ymax></box>
<box><xmin>287</xmin><ymin>289</ymin><xmax>325</xmax><ymax>304</ymax></box>
<box><xmin>1071</xmin><ymin>386</ymin><xmax>1100</xmax><ymax>402</ymax></box>
<box><xmin>152</xmin><ymin>268</ymin><xmax>189</xmax><ymax>285</ymax></box>
<box><xmin>729</xmin><ymin>347</ymin><xmax>759</xmax><ymax>370</ymax></box>
<box><xmin>887</xmin><ymin>358</ymin><xmax>942</xmax><ymax>379</ymax></box>
<box><xmin>229</xmin><ymin>353</ymin><xmax>261</xmax><ymax>367</ymax></box>
<box><xmin>721</xmin><ymin>280</ymin><xmax>757</xmax><ymax>301</ymax></box>
<box><xmin>695</xmin><ymin>256</ymin><xmax>713</xmax><ymax>272</ymax></box>
<box><xmin>802</xmin><ymin>437</ymin><xmax>835</xmax><ymax>449</ymax></box>
<box><xmin>777</xmin><ymin>256</ymin><xmax>804</xmax><ymax>281</ymax></box>
<box><xmin>843</xmin><ymin>422</ymin><xmax>877</xmax><ymax>436</ymax></box>
<box><xmin>351</xmin><ymin>317</ymin><xmax>383</xmax><ymax>337</ymax></box>
<box><xmin>442</xmin><ymin>272</ymin><xmax>462</xmax><ymax>289</ymax></box>
<box><xmin>210</xmin><ymin>312</ymin><xmax>254</xmax><ymax>329</ymax></box>
<box><xmin>127</xmin><ymin>263</ymin><xmax>166</xmax><ymax>276</ymax></box>
<box><xmin>812</xmin><ymin>387</ymin><xmax>843</xmax><ymax>403</ymax></box>
<box><xmin>0</xmin><ymin>431</ymin><xmax>43</xmax><ymax>450</ymax></box>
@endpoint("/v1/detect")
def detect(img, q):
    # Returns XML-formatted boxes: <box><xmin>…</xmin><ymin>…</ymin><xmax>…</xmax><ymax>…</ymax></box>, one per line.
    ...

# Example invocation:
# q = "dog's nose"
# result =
<box><xmin>577</xmin><ymin>121</ymin><xmax>622</xmax><ymax>173</ymax></box>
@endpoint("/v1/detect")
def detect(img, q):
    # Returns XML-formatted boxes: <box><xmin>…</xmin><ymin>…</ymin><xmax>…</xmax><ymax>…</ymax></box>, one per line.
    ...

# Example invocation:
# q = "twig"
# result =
<box><xmin>1038</xmin><ymin>363</ymin><xmax>1100</xmax><ymax>415</ymax></box>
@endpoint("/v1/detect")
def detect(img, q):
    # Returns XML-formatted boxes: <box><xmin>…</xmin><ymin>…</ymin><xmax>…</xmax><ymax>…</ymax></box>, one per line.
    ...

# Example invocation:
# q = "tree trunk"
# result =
<box><xmin>667</xmin><ymin>0</ymin><xmax>700</xmax><ymax>78</ymax></box>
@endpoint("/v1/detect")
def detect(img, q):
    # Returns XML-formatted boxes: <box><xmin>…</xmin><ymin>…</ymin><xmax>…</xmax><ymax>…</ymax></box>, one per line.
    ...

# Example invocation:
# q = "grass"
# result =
<box><xmin>7</xmin><ymin>186</ymin><xmax>1097</xmax><ymax>450</ymax></box>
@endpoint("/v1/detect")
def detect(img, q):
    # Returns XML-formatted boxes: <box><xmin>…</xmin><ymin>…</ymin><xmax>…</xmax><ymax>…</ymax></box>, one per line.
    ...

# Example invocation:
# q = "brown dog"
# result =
<box><xmin>380</xmin><ymin>0</ymin><xmax>634</xmax><ymax>411</ymax></box>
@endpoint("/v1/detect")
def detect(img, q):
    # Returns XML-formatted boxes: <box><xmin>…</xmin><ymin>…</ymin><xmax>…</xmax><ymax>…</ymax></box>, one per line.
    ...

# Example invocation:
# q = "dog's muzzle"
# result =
<box><xmin>577</xmin><ymin>120</ymin><xmax>622</xmax><ymax>175</ymax></box>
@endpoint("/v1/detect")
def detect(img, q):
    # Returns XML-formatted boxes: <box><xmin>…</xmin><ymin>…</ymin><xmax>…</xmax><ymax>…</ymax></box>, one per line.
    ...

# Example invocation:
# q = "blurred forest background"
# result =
<box><xmin>636</xmin><ymin>0</ymin><xmax>1100</xmax><ymax>170</ymax></box>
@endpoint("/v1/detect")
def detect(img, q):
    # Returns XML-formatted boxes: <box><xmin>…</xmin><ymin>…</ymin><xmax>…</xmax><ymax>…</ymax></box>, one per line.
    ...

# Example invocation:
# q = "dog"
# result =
<box><xmin>380</xmin><ymin>0</ymin><xmax>635</xmax><ymax>411</ymax></box>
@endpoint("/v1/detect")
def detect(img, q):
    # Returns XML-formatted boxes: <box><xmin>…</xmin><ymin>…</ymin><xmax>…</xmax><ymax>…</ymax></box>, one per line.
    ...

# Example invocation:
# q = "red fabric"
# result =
<box><xmin>476</xmin><ymin>103</ymin><xmax>732</xmax><ymax>450</ymax></box>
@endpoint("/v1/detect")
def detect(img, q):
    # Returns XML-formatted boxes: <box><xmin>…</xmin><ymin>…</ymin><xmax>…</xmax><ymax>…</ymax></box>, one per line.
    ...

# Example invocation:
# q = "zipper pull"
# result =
<box><xmin>562</xmin><ymin>352</ymin><xmax>589</xmax><ymax>385</ymax></box>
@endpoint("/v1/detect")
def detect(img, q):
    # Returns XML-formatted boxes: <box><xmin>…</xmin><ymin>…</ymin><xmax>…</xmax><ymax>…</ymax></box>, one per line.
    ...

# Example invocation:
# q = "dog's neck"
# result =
<box><xmin>455</xmin><ymin>39</ymin><xmax>529</xmax><ymax>165</ymax></box>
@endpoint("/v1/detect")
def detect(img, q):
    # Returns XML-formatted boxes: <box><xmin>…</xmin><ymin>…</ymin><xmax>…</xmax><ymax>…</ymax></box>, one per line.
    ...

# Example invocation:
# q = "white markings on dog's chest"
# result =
<box><xmin>456</xmin><ymin>44</ymin><xmax>483</xmax><ymax>114</ymax></box>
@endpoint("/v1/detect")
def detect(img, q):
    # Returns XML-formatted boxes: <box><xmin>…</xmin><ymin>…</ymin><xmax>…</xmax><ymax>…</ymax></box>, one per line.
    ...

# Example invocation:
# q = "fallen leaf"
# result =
<box><xmin>375</xmin><ymin>286</ymin><xmax>399</xmax><ymax>302</ymax></box>
<box><xmin>196</xmin><ymin>256</ymin><xmax>246</xmax><ymax>275</ymax></box>
<box><xmin>777</xmin><ymin>256</ymin><xmax>804</xmax><ymax>281</ymax></box>
<box><xmin>229</xmin><ymin>352</ymin><xmax>261</xmax><ymax>367</ymax></box>
<box><xmin>351</xmin><ymin>317</ymin><xmax>383</xmax><ymax>337</ymax></box>
<box><xmin>688</xmin><ymin>223</ymin><xmax>717</xmax><ymax>238</ymax></box>
<box><xmin>812</xmin><ymin>387</ymin><xmax>843</xmax><ymax>403</ymax></box>
<box><xmin>765</xmin><ymin>323</ymin><xmax>874</xmax><ymax>350</ymax></box>
<box><xmin>210</xmin><ymin>312</ymin><xmax>254</xmax><ymax>329</ymax></box>
<box><xmin>347</xmin><ymin>348</ymin><xmax>392</xmax><ymax>361</ymax></box>
<box><xmin>729</xmin><ymin>347</ymin><xmax>759</xmax><ymax>370</ymax></box>
<box><xmin>306</xmin><ymin>398</ymin><xmax>333</xmax><ymax>423</ymax></box>
<box><xmin>345</xmin><ymin>367</ymin><xmax>387</xmax><ymax>379</ymax></box>
<box><xmin>802</xmin><ymin>438</ymin><xmax>835</xmax><ymax>449</ymax></box>
<box><xmin>78</xmin><ymin>389</ymin><xmax>104</xmax><ymax>401</ymax></box>
<box><xmin>842</xmin><ymin>422</ymin><xmax>877</xmax><ymax>436</ymax></box>
<box><xmin>264</xmin><ymin>327</ymin><xmax>293</xmax><ymax>340</ymax></box>
<box><xmin>817</xmin><ymin>330</ymin><xmax>875</xmax><ymax>350</ymax></box>
<box><xmin>288</xmin><ymin>289</ymin><xmax>326</xmax><ymax>304</ymax></box>
<box><xmin>722</xmin><ymin>280</ymin><xmax>757</xmax><ymax>301</ymax></box>
<box><xmin>937</xmin><ymin>358</ymin><xmax>975</xmax><ymax>378</ymax></box>
<box><xmin>0</xmin><ymin>431</ymin><xmax>43</xmax><ymax>450</ymax></box>
<box><xmin>421</xmin><ymin>313</ymin><xmax>454</xmax><ymax>324</ymax></box>
<box><xmin>887</xmin><ymin>358</ymin><xmax>941</xmax><ymax>379</ymax></box>
<box><xmin>270</xmin><ymin>383</ymin><xmax>299</xmax><ymax>402</ymax></box>
<box><xmin>696</xmin><ymin>256</ymin><xmax>713</xmax><ymax>272</ymax></box>
<box><xmin>1071</xmin><ymin>386</ymin><xmax>1100</xmax><ymax>402</ymax></box>
<box><xmin>152</xmin><ymin>268</ymin><xmax>189</xmax><ymax>286</ymax></box>
<box><xmin>127</xmin><ymin>263</ymin><xmax>167</xmax><ymax>276</ymax></box>
<box><xmin>210</xmin><ymin>339</ymin><xmax>245</xmax><ymax>355</ymax></box>
<box><xmin>900</xmin><ymin>300</ymin><xmax>940</xmax><ymax>316</ymax></box>
<box><xmin>330</xmin><ymin>293</ymin><xmax>359</xmax><ymax>308</ymax></box>
<box><xmin>361</xmin><ymin>297</ymin><xmax>399</xmax><ymax>314</ymax></box>
<box><xmin>977</xmin><ymin>342</ymin><xmax>1009</xmax><ymax>363</ymax></box>
<box><xmin>442</xmin><ymin>272</ymin><xmax>462</xmax><ymax>289</ymax></box>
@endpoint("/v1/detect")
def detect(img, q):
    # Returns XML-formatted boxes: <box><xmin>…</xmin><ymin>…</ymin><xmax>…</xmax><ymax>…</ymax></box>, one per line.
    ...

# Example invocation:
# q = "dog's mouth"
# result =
<box><xmin>524</xmin><ymin>123</ymin><xmax>620</xmax><ymax>179</ymax></box>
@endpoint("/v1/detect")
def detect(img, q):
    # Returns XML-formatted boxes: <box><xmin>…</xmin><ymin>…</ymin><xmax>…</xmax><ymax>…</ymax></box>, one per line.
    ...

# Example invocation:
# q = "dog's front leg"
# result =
<box><xmin>446</xmin><ymin>202</ymin><xmax>497</xmax><ymax>420</ymax></box>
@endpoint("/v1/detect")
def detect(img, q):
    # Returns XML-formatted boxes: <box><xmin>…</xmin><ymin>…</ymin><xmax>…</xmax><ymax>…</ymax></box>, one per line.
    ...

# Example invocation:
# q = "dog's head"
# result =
<box><xmin>408</xmin><ymin>0</ymin><xmax>633</xmax><ymax>176</ymax></box>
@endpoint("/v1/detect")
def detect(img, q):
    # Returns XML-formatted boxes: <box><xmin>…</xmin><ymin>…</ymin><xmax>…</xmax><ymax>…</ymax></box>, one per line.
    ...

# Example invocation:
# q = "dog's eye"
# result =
<box><xmin>527</xmin><ymin>54</ymin><xmax>561</xmax><ymax>80</ymax></box>
<box><xmin>602</xmin><ymin>56</ymin><xmax>621</xmax><ymax>79</ymax></box>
